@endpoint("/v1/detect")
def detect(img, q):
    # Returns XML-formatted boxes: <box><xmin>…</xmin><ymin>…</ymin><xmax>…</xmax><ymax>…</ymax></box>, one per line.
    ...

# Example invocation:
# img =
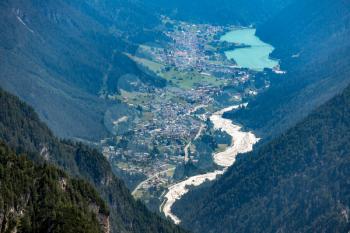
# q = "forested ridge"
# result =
<box><xmin>0</xmin><ymin>142</ymin><xmax>108</xmax><ymax>233</ymax></box>
<box><xmin>146</xmin><ymin>0</ymin><xmax>294</xmax><ymax>25</ymax></box>
<box><xmin>225</xmin><ymin>0</ymin><xmax>350</xmax><ymax>139</ymax></box>
<box><xmin>173</xmin><ymin>84</ymin><xmax>350</xmax><ymax>233</ymax></box>
<box><xmin>0</xmin><ymin>88</ymin><xmax>187</xmax><ymax>233</ymax></box>
<box><xmin>0</xmin><ymin>0</ymin><xmax>165</xmax><ymax>139</ymax></box>
<box><xmin>1</xmin><ymin>0</ymin><xmax>350</xmax><ymax>232</ymax></box>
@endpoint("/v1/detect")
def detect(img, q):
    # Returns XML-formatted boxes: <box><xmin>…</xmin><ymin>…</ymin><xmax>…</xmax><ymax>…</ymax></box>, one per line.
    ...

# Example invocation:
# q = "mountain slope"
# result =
<box><xmin>146</xmin><ymin>0</ymin><xmax>294</xmax><ymax>25</ymax></box>
<box><xmin>0</xmin><ymin>0</ymin><xmax>163</xmax><ymax>140</ymax></box>
<box><xmin>225</xmin><ymin>0</ymin><xmax>350</xmax><ymax>139</ymax></box>
<box><xmin>173</xmin><ymin>83</ymin><xmax>350</xmax><ymax>232</ymax></box>
<box><xmin>0</xmin><ymin>88</ymin><xmax>186</xmax><ymax>233</ymax></box>
<box><xmin>0</xmin><ymin>142</ymin><xmax>109</xmax><ymax>233</ymax></box>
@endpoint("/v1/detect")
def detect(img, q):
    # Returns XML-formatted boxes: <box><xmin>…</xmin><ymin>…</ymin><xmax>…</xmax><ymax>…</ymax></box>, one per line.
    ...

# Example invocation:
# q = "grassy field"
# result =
<box><xmin>127</xmin><ymin>46</ymin><xmax>226</xmax><ymax>89</ymax></box>
<box><xmin>126</xmin><ymin>53</ymin><xmax>164</xmax><ymax>73</ymax></box>
<box><xmin>161</xmin><ymin>68</ymin><xmax>226</xmax><ymax>89</ymax></box>
<box><xmin>119</xmin><ymin>89</ymin><xmax>152</xmax><ymax>106</ymax></box>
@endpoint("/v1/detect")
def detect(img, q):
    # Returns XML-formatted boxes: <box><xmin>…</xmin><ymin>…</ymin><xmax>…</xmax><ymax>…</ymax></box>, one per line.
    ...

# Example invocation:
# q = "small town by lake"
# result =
<box><xmin>102</xmin><ymin>19</ymin><xmax>284</xmax><ymax>218</ymax></box>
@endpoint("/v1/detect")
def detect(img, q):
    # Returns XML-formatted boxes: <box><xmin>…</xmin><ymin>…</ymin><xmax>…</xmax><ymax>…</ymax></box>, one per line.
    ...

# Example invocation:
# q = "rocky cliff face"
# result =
<box><xmin>89</xmin><ymin>203</ymin><xmax>111</xmax><ymax>233</ymax></box>
<box><xmin>99</xmin><ymin>213</ymin><xmax>111</xmax><ymax>233</ymax></box>
<box><xmin>0</xmin><ymin>204</ymin><xmax>26</xmax><ymax>233</ymax></box>
<box><xmin>0</xmin><ymin>142</ymin><xmax>109</xmax><ymax>233</ymax></box>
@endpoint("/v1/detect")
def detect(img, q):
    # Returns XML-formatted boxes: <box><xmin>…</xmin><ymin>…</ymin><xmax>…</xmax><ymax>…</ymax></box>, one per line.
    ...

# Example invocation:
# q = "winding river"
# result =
<box><xmin>159</xmin><ymin>27</ymin><xmax>283</xmax><ymax>224</ymax></box>
<box><xmin>161</xmin><ymin>104</ymin><xmax>260</xmax><ymax>224</ymax></box>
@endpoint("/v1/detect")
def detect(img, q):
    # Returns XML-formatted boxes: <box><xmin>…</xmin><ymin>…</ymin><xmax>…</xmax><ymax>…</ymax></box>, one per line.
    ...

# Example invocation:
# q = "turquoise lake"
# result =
<box><xmin>220</xmin><ymin>28</ymin><xmax>278</xmax><ymax>71</ymax></box>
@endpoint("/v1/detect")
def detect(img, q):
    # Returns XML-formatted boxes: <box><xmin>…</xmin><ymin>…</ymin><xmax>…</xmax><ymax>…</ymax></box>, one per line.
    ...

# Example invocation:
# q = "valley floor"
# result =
<box><xmin>100</xmin><ymin>18</ymin><xmax>284</xmax><ymax>218</ymax></box>
<box><xmin>161</xmin><ymin>104</ymin><xmax>259</xmax><ymax>223</ymax></box>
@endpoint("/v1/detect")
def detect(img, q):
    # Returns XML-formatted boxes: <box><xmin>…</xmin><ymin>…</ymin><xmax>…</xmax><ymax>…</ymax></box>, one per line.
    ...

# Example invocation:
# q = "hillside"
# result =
<box><xmin>0</xmin><ymin>88</ymin><xmax>186</xmax><ymax>233</ymax></box>
<box><xmin>3</xmin><ymin>0</ymin><xmax>349</xmax><ymax>142</ymax></box>
<box><xmin>146</xmin><ymin>0</ymin><xmax>294</xmax><ymax>25</ymax></box>
<box><xmin>0</xmin><ymin>0</ymin><xmax>164</xmax><ymax>140</ymax></box>
<box><xmin>173</xmin><ymin>83</ymin><xmax>350</xmax><ymax>232</ymax></box>
<box><xmin>225</xmin><ymin>0</ymin><xmax>350</xmax><ymax>139</ymax></box>
<box><xmin>0</xmin><ymin>142</ymin><xmax>109</xmax><ymax>233</ymax></box>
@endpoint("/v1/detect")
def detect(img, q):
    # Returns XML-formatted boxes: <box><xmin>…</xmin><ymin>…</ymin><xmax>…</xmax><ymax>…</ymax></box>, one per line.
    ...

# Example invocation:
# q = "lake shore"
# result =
<box><xmin>221</xmin><ymin>28</ymin><xmax>278</xmax><ymax>71</ymax></box>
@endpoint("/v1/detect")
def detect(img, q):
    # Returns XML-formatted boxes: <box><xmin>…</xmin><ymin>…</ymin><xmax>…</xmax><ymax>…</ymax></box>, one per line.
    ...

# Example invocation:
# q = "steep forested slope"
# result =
<box><xmin>146</xmin><ymin>0</ymin><xmax>294</xmax><ymax>25</ymax></box>
<box><xmin>225</xmin><ymin>0</ymin><xmax>350</xmax><ymax>139</ymax></box>
<box><xmin>0</xmin><ymin>88</ymin><xmax>186</xmax><ymax>233</ymax></box>
<box><xmin>0</xmin><ymin>0</ymin><xmax>163</xmax><ymax>140</ymax></box>
<box><xmin>174</xmin><ymin>84</ymin><xmax>350</xmax><ymax>232</ymax></box>
<box><xmin>0</xmin><ymin>142</ymin><xmax>109</xmax><ymax>233</ymax></box>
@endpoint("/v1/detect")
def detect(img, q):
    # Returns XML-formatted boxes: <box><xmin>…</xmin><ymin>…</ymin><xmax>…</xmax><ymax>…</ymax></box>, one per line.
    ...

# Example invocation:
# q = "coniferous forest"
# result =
<box><xmin>0</xmin><ymin>88</ymin><xmax>186</xmax><ymax>232</ymax></box>
<box><xmin>1</xmin><ymin>0</ymin><xmax>350</xmax><ymax>232</ymax></box>
<box><xmin>173</xmin><ymin>84</ymin><xmax>350</xmax><ymax>233</ymax></box>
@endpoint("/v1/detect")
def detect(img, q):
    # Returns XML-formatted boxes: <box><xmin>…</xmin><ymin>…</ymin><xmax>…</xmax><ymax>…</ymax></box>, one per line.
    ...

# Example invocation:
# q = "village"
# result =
<box><xmin>138</xmin><ymin>18</ymin><xmax>242</xmax><ymax>78</ymax></box>
<box><xmin>100</xmin><ymin>18</ymin><xmax>272</xmax><ymax>210</ymax></box>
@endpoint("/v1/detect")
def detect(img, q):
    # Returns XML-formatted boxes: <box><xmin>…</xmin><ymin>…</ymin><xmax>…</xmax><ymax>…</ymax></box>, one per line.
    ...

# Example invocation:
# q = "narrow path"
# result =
<box><xmin>184</xmin><ymin>105</ymin><xmax>206</xmax><ymax>163</ymax></box>
<box><xmin>131</xmin><ymin>167</ymin><xmax>176</xmax><ymax>196</ymax></box>
<box><xmin>184</xmin><ymin>142</ymin><xmax>191</xmax><ymax>163</ymax></box>
<box><xmin>184</xmin><ymin>123</ymin><xmax>205</xmax><ymax>163</ymax></box>
<box><xmin>194</xmin><ymin>123</ymin><xmax>205</xmax><ymax>140</ymax></box>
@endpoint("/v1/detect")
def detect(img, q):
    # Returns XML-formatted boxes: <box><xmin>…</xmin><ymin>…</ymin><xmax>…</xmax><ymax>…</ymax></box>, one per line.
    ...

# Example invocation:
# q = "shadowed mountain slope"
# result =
<box><xmin>174</xmin><ymin>79</ymin><xmax>350</xmax><ymax>233</ymax></box>
<box><xmin>0</xmin><ymin>142</ymin><xmax>109</xmax><ymax>233</ymax></box>
<box><xmin>146</xmin><ymin>0</ymin><xmax>295</xmax><ymax>25</ymax></box>
<box><xmin>225</xmin><ymin>0</ymin><xmax>350</xmax><ymax>139</ymax></box>
<box><xmin>0</xmin><ymin>0</ymin><xmax>164</xmax><ymax>140</ymax></box>
<box><xmin>0</xmin><ymin>88</ymin><xmax>186</xmax><ymax>233</ymax></box>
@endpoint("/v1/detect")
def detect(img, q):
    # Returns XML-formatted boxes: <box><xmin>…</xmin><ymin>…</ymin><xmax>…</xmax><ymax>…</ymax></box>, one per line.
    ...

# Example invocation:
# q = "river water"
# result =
<box><xmin>161</xmin><ymin>27</ymin><xmax>280</xmax><ymax>224</ymax></box>
<box><xmin>162</xmin><ymin>104</ymin><xmax>260</xmax><ymax>224</ymax></box>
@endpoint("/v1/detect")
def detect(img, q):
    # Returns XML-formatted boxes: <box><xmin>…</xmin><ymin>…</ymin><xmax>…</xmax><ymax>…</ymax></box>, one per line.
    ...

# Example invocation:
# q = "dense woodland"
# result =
<box><xmin>1</xmin><ymin>0</ymin><xmax>350</xmax><ymax>232</ymax></box>
<box><xmin>225</xmin><ymin>0</ymin><xmax>350</xmax><ymax>139</ymax></box>
<box><xmin>173</xmin><ymin>84</ymin><xmax>350</xmax><ymax>233</ymax></box>
<box><xmin>0</xmin><ymin>142</ymin><xmax>108</xmax><ymax>233</ymax></box>
<box><xmin>0</xmin><ymin>88</ymin><xmax>186</xmax><ymax>233</ymax></box>
<box><xmin>2</xmin><ymin>0</ymin><xmax>349</xmax><ymax>142</ymax></box>
<box><xmin>146</xmin><ymin>0</ymin><xmax>293</xmax><ymax>25</ymax></box>
<box><xmin>0</xmin><ymin>0</ymin><xmax>165</xmax><ymax>139</ymax></box>
<box><xmin>164</xmin><ymin>3</ymin><xmax>350</xmax><ymax>231</ymax></box>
